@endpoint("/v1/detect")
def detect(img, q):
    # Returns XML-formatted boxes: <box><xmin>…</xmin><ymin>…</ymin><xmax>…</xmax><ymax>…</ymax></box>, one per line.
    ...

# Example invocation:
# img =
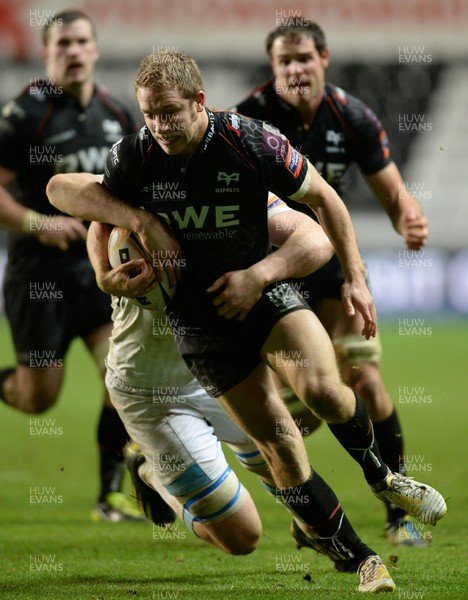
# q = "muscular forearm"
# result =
<box><xmin>251</xmin><ymin>231</ymin><xmax>333</xmax><ymax>288</ymax></box>
<box><xmin>87</xmin><ymin>221</ymin><xmax>112</xmax><ymax>286</ymax></box>
<box><xmin>47</xmin><ymin>172</ymin><xmax>181</xmax><ymax>284</ymax></box>
<box><xmin>267</xmin><ymin>210</ymin><xmax>334</xmax><ymax>280</ymax></box>
<box><xmin>366</xmin><ymin>163</ymin><xmax>428</xmax><ymax>249</ymax></box>
<box><xmin>47</xmin><ymin>173</ymin><xmax>146</xmax><ymax>230</ymax></box>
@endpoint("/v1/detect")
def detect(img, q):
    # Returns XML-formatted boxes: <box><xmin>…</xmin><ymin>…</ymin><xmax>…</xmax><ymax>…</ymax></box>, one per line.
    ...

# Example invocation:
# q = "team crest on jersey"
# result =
<box><xmin>217</xmin><ymin>172</ymin><xmax>239</xmax><ymax>186</ymax></box>
<box><xmin>216</xmin><ymin>171</ymin><xmax>240</xmax><ymax>193</ymax></box>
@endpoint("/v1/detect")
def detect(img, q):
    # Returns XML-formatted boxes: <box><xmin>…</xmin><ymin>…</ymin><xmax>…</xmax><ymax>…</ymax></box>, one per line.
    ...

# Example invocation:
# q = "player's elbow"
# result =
<box><xmin>316</xmin><ymin>236</ymin><xmax>334</xmax><ymax>268</ymax></box>
<box><xmin>46</xmin><ymin>174</ymin><xmax>67</xmax><ymax>210</ymax></box>
<box><xmin>302</xmin><ymin>233</ymin><xmax>334</xmax><ymax>277</ymax></box>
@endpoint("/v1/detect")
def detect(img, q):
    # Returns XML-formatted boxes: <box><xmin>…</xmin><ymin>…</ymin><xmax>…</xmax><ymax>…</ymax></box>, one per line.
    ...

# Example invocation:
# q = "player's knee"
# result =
<box><xmin>4</xmin><ymin>366</ymin><xmax>62</xmax><ymax>413</ymax></box>
<box><xmin>5</xmin><ymin>379</ymin><xmax>58</xmax><ymax>413</ymax></box>
<box><xmin>301</xmin><ymin>379</ymin><xmax>348</xmax><ymax>422</ymax></box>
<box><xmin>223</xmin><ymin>521</ymin><xmax>261</xmax><ymax>555</ymax></box>
<box><xmin>212</xmin><ymin>493</ymin><xmax>262</xmax><ymax>555</ymax></box>
<box><xmin>279</xmin><ymin>388</ymin><xmax>323</xmax><ymax>437</ymax></box>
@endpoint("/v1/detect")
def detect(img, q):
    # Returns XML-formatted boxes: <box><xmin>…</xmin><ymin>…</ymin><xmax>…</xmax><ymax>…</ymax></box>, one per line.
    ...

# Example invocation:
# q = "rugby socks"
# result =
<box><xmin>373</xmin><ymin>409</ymin><xmax>405</xmax><ymax>474</ymax></box>
<box><xmin>328</xmin><ymin>391</ymin><xmax>389</xmax><ymax>485</ymax></box>
<box><xmin>97</xmin><ymin>405</ymin><xmax>129</xmax><ymax>501</ymax></box>
<box><xmin>0</xmin><ymin>367</ymin><xmax>15</xmax><ymax>402</ymax></box>
<box><xmin>270</xmin><ymin>469</ymin><xmax>375</xmax><ymax>565</ymax></box>
<box><xmin>373</xmin><ymin>409</ymin><xmax>407</xmax><ymax>521</ymax></box>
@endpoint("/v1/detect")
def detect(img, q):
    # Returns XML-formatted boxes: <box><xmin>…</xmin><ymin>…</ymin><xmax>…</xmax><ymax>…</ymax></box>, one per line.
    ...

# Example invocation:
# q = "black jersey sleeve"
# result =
<box><xmin>331</xmin><ymin>86</ymin><xmax>391</xmax><ymax>175</ymax></box>
<box><xmin>237</xmin><ymin>115</ymin><xmax>310</xmax><ymax>201</ymax></box>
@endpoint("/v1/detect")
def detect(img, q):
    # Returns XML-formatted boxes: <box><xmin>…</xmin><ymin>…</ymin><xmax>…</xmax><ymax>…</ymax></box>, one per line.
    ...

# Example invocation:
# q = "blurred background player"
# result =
<box><xmin>233</xmin><ymin>20</ymin><xmax>429</xmax><ymax>546</ymax></box>
<box><xmin>0</xmin><ymin>9</ymin><xmax>142</xmax><ymax>521</ymax></box>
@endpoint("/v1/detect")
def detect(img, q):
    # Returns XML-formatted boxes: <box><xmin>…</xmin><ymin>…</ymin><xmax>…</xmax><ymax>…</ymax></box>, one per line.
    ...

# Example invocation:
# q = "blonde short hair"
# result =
<box><xmin>134</xmin><ymin>51</ymin><xmax>204</xmax><ymax>101</ymax></box>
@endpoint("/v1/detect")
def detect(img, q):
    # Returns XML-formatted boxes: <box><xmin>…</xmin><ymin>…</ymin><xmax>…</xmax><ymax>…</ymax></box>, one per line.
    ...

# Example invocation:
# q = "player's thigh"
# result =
<box><xmin>184</xmin><ymin>381</ymin><xmax>255</xmax><ymax>446</ymax></box>
<box><xmin>261</xmin><ymin>309</ymin><xmax>343</xmax><ymax>409</ymax></box>
<box><xmin>217</xmin><ymin>361</ymin><xmax>296</xmax><ymax>443</ymax></box>
<box><xmin>107</xmin><ymin>370</ymin><xmax>232</xmax><ymax>492</ymax></box>
<box><xmin>217</xmin><ymin>362</ymin><xmax>310</xmax><ymax>487</ymax></box>
<box><xmin>185</xmin><ymin>383</ymin><xmax>271</xmax><ymax>480</ymax></box>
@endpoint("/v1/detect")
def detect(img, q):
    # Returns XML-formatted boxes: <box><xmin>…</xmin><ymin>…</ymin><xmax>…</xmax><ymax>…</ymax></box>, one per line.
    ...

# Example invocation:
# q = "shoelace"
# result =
<box><xmin>391</xmin><ymin>475</ymin><xmax>428</xmax><ymax>500</ymax></box>
<box><xmin>360</xmin><ymin>558</ymin><xmax>382</xmax><ymax>584</ymax></box>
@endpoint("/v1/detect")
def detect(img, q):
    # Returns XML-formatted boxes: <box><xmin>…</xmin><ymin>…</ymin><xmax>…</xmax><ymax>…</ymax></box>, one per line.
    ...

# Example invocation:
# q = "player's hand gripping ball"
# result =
<box><xmin>108</xmin><ymin>226</ymin><xmax>176</xmax><ymax>310</ymax></box>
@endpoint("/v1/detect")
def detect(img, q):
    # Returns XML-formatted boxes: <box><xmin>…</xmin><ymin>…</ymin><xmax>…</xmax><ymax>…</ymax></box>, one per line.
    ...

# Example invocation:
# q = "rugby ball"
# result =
<box><xmin>107</xmin><ymin>226</ymin><xmax>176</xmax><ymax>311</ymax></box>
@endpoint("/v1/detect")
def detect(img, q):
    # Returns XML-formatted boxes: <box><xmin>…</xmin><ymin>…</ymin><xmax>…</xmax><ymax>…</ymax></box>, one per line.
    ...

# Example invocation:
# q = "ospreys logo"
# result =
<box><xmin>216</xmin><ymin>171</ymin><xmax>240</xmax><ymax>192</ymax></box>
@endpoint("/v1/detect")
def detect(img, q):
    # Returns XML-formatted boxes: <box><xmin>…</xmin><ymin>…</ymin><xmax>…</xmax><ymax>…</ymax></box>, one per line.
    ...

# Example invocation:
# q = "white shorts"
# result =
<box><xmin>106</xmin><ymin>367</ymin><xmax>265</xmax><ymax>498</ymax></box>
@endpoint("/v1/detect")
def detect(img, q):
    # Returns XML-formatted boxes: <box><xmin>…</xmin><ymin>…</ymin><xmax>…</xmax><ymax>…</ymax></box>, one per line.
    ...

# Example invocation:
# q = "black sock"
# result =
<box><xmin>0</xmin><ymin>367</ymin><xmax>16</xmax><ymax>402</ymax></box>
<box><xmin>374</xmin><ymin>410</ymin><xmax>406</xmax><ymax>521</ymax></box>
<box><xmin>328</xmin><ymin>391</ymin><xmax>388</xmax><ymax>485</ymax></box>
<box><xmin>373</xmin><ymin>409</ymin><xmax>405</xmax><ymax>474</ymax></box>
<box><xmin>280</xmin><ymin>469</ymin><xmax>375</xmax><ymax>566</ymax></box>
<box><xmin>97</xmin><ymin>405</ymin><xmax>129</xmax><ymax>502</ymax></box>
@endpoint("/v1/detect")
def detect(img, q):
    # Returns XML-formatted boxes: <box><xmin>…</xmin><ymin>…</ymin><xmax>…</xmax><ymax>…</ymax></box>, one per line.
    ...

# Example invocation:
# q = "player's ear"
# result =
<box><xmin>194</xmin><ymin>91</ymin><xmax>205</xmax><ymax>112</ymax></box>
<box><xmin>320</xmin><ymin>48</ymin><xmax>330</xmax><ymax>69</ymax></box>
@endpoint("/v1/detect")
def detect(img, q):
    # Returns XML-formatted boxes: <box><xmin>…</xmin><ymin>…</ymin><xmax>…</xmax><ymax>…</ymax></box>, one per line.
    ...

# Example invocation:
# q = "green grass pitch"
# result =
<box><xmin>0</xmin><ymin>315</ymin><xmax>467</xmax><ymax>599</ymax></box>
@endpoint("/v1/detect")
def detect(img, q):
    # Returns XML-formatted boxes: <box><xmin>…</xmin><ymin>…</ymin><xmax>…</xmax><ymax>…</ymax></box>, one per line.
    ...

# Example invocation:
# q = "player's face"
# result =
<box><xmin>137</xmin><ymin>86</ymin><xmax>206</xmax><ymax>158</ymax></box>
<box><xmin>270</xmin><ymin>35</ymin><xmax>329</xmax><ymax>109</ymax></box>
<box><xmin>42</xmin><ymin>19</ymin><xmax>99</xmax><ymax>90</ymax></box>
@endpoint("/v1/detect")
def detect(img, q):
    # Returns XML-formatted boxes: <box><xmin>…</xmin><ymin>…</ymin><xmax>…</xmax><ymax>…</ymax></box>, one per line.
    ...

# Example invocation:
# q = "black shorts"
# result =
<box><xmin>172</xmin><ymin>281</ymin><xmax>310</xmax><ymax>397</ymax></box>
<box><xmin>297</xmin><ymin>254</ymin><xmax>371</xmax><ymax>307</ymax></box>
<box><xmin>3</xmin><ymin>259</ymin><xmax>112</xmax><ymax>366</ymax></box>
<box><xmin>298</xmin><ymin>253</ymin><xmax>344</xmax><ymax>306</ymax></box>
